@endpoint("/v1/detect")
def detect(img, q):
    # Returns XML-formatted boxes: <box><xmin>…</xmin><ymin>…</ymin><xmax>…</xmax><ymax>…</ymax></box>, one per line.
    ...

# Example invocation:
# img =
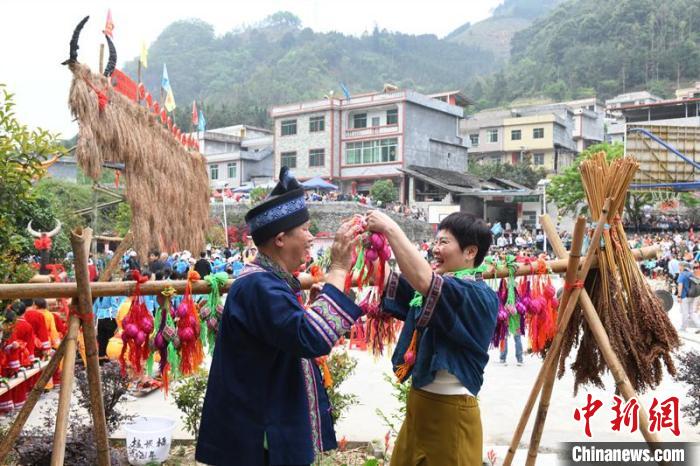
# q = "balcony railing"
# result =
<box><xmin>344</xmin><ymin>124</ymin><xmax>399</xmax><ymax>139</ymax></box>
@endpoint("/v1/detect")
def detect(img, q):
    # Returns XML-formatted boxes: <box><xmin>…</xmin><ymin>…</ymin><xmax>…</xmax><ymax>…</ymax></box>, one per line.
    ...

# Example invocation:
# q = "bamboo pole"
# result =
<box><xmin>0</xmin><ymin>339</ymin><xmax>67</xmax><ymax>462</ymax></box>
<box><xmin>99</xmin><ymin>230</ymin><xmax>132</xmax><ymax>282</ymax></box>
<box><xmin>50</xmin><ymin>312</ymin><xmax>81</xmax><ymax>466</ymax></box>
<box><xmin>0</xmin><ymin>361</ymin><xmax>50</xmax><ymax>396</ymax></box>
<box><xmin>525</xmin><ymin>216</ymin><xmax>586</xmax><ymax>466</ymax></box>
<box><xmin>543</xmin><ymin>213</ymin><xmax>661</xmax><ymax>448</ymax></box>
<box><xmin>504</xmin><ymin>200</ymin><xmax>612</xmax><ymax>466</ymax></box>
<box><xmin>0</xmin><ymin>246</ymin><xmax>659</xmax><ymax>301</ymax></box>
<box><xmin>70</xmin><ymin>227</ymin><xmax>110</xmax><ymax>466</ymax></box>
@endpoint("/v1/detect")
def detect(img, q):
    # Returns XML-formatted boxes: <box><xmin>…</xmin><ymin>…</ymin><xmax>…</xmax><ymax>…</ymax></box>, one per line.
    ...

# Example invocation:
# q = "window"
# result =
<box><xmin>371</xmin><ymin>117</ymin><xmax>380</xmax><ymax>127</ymax></box>
<box><xmin>511</xmin><ymin>129</ymin><xmax>522</xmax><ymax>141</ymax></box>
<box><xmin>281</xmin><ymin>119</ymin><xmax>297</xmax><ymax>136</ymax></box>
<box><xmin>209</xmin><ymin>164</ymin><xmax>219</xmax><ymax>180</ymax></box>
<box><xmin>346</xmin><ymin>138</ymin><xmax>398</xmax><ymax>165</ymax></box>
<box><xmin>309</xmin><ymin>149</ymin><xmax>325</xmax><ymax>167</ymax></box>
<box><xmin>534</xmin><ymin>153</ymin><xmax>545</xmax><ymax>165</ymax></box>
<box><xmin>469</xmin><ymin>134</ymin><xmax>479</xmax><ymax>147</ymax></box>
<box><xmin>309</xmin><ymin>116</ymin><xmax>325</xmax><ymax>132</ymax></box>
<box><xmin>227</xmin><ymin>162</ymin><xmax>237</xmax><ymax>179</ymax></box>
<box><xmin>281</xmin><ymin>151</ymin><xmax>297</xmax><ymax>168</ymax></box>
<box><xmin>386</xmin><ymin>109</ymin><xmax>398</xmax><ymax>125</ymax></box>
<box><xmin>353</xmin><ymin>113</ymin><xmax>367</xmax><ymax>129</ymax></box>
<box><xmin>487</xmin><ymin>129</ymin><xmax>498</xmax><ymax>143</ymax></box>
<box><xmin>533</xmin><ymin>127</ymin><xmax>544</xmax><ymax>139</ymax></box>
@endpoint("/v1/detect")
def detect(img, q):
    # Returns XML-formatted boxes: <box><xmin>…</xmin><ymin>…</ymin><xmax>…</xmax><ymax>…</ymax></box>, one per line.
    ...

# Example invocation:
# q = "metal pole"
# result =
<box><xmin>542</xmin><ymin>184</ymin><xmax>548</xmax><ymax>254</ymax></box>
<box><xmin>222</xmin><ymin>185</ymin><xmax>229</xmax><ymax>248</ymax></box>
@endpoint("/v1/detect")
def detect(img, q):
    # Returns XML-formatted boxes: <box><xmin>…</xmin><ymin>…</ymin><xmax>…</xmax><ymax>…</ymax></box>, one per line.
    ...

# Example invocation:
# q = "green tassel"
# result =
<box><xmin>409</xmin><ymin>291</ymin><xmax>423</xmax><ymax>309</ymax></box>
<box><xmin>167</xmin><ymin>342</ymin><xmax>180</xmax><ymax>379</ymax></box>
<box><xmin>201</xmin><ymin>273</ymin><xmax>228</xmax><ymax>353</ymax></box>
<box><xmin>508</xmin><ymin>312</ymin><xmax>520</xmax><ymax>334</ymax></box>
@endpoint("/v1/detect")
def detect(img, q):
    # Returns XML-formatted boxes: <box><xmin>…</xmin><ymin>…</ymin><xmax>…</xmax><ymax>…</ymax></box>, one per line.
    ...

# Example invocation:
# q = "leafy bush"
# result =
<box><xmin>250</xmin><ymin>187</ymin><xmax>270</xmax><ymax>204</ymax></box>
<box><xmin>75</xmin><ymin>360</ymin><xmax>132</xmax><ymax>433</ymax></box>
<box><xmin>173</xmin><ymin>370</ymin><xmax>209</xmax><ymax>439</ymax></box>
<box><xmin>369</xmin><ymin>180</ymin><xmax>397</xmax><ymax>206</ymax></box>
<box><xmin>677</xmin><ymin>351</ymin><xmax>700</xmax><ymax>428</ymax></box>
<box><xmin>375</xmin><ymin>374</ymin><xmax>410</xmax><ymax>435</ymax></box>
<box><xmin>326</xmin><ymin>350</ymin><xmax>359</xmax><ymax>423</ymax></box>
<box><xmin>12</xmin><ymin>361</ymin><xmax>130</xmax><ymax>465</ymax></box>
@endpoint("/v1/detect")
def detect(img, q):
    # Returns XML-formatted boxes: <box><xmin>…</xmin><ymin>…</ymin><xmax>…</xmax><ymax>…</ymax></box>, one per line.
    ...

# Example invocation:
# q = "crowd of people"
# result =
<box><xmin>0</xmin><ymin>298</ymin><xmax>66</xmax><ymax>414</ymax></box>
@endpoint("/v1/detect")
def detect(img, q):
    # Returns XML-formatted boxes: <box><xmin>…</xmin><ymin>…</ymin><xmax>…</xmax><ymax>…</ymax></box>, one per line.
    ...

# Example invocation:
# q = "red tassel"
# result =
<box><xmin>394</xmin><ymin>330</ymin><xmax>418</xmax><ymax>382</ymax></box>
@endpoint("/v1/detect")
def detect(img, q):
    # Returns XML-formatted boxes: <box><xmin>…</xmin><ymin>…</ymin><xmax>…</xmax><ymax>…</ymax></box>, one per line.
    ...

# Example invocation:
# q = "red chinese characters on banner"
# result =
<box><xmin>611</xmin><ymin>395</ymin><xmax>639</xmax><ymax>433</ymax></box>
<box><xmin>649</xmin><ymin>396</ymin><xmax>680</xmax><ymax>437</ymax></box>
<box><xmin>574</xmin><ymin>394</ymin><xmax>603</xmax><ymax>438</ymax></box>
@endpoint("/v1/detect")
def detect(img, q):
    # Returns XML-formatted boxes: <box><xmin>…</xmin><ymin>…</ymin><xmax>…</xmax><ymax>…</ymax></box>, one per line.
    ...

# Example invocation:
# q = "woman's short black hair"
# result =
<box><xmin>437</xmin><ymin>212</ymin><xmax>492</xmax><ymax>266</ymax></box>
<box><xmin>11</xmin><ymin>301</ymin><xmax>26</xmax><ymax>316</ymax></box>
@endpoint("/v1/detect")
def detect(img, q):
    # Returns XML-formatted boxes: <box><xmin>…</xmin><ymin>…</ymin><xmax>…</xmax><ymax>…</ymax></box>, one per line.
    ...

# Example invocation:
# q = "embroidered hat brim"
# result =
<box><xmin>246</xmin><ymin>166</ymin><xmax>311</xmax><ymax>244</ymax></box>
<box><xmin>245</xmin><ymin>187</ymin><xmax>309</xmax><ymax>245</ymax></box>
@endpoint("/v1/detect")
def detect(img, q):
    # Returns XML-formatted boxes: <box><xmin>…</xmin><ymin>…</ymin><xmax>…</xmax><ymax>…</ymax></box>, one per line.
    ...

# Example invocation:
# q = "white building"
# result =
<box><xmin>197</xmin><ymin>125</ymin><xmax>274</xmax><ymax>189</ymax></box>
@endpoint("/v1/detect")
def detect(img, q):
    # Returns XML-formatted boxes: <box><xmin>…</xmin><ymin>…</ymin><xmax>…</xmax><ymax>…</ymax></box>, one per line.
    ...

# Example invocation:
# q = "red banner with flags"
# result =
<box><xmin>111</xmin><ymin>69</ymin><xmax>137</xmax><ymax>102</ymax></box>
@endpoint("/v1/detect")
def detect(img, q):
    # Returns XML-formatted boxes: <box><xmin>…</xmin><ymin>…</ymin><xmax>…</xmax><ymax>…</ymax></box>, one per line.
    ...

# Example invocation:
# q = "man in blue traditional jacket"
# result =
<box><xmin>196</xmin><ymin>167</ymin><xmax>363</xmax><ymax>466</ymax></box>
<box><xmin>366</xmin><ymin>210</ymin><xmax>499</xmax><ymax>466</ymax></box>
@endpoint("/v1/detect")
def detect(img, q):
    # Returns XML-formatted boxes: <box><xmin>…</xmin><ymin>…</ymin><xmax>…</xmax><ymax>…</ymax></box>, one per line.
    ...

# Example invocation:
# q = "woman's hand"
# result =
<box><xmin>365</xmin><ymin>210</ymin><xmax>399</xmax><ymax>237</ymax></box>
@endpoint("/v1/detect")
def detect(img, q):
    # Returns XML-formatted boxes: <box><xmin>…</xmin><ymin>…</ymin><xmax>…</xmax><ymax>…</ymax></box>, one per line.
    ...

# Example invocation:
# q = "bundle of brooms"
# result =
<box><xmin>68</xmin><ymin>63</ymin><xmax>209</xmax><ymax>258</ymax></box>
<box><xmin>558</xmin><ymin>152</ymin><xmax>680</xmax><ymax>393</ymax></box>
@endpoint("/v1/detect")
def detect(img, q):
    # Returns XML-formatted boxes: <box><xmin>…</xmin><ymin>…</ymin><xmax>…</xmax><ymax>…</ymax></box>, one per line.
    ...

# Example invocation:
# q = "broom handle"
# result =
<box><xmin>542</xmin><ymin>213</ymin><xmax>662</xmax><ymax>451</ymax></box>
<box><xmin>525</xmin><ymin>215</ymin><xmax>587</xmax><ymax>466</ymax></box>
<box><xmin>503</xmin><ymin>199</ymin><xmax>612</xmax><ymax>466</ymax></box>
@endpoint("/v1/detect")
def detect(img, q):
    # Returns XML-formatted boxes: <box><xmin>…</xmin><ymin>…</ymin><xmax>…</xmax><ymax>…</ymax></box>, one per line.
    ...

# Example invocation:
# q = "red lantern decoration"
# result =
<box><xmin>160</xmin><ymin>109</ymin><xmax>167</xmax><ymax>123</ymax></box>
<box><xmin>153</xmin><ymin>102</ymin><xmax>160</xmax><ymax>115</ymax></box>
<box><xmin>137</xmin><ymin>83</ymin><xmax>146</xmax><ymax>100</ymax></box>
<box><xmin>145</xmin><ymin>93</ymin><xmax>153</xmax><ymax>109</ymax></box>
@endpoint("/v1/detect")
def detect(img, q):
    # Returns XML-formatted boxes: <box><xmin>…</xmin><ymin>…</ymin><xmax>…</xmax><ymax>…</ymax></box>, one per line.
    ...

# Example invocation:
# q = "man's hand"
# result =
<box><xmin>330</xmin><ymin>219</ymin><xmax>363</xmax><ymax>271</ymax></box>
<box><xmin>308</xmin><ymin>283</ymin><xmax>324</xmax><ymax>304</ymax></box>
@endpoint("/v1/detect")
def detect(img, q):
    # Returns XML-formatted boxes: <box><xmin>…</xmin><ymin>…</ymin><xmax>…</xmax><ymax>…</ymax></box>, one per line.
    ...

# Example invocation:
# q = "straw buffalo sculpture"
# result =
<box><xmin>63</xmin><ymin>16</ymin><xmax>209</xmax><ymax>258</ymax></box>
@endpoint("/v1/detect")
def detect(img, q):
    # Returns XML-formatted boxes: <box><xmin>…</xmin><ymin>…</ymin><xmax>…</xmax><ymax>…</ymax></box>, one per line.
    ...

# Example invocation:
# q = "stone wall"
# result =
<box><xmin>211</xmin><ymin>201</ymin><xmax>434</xmax><ymax>242</ymax></box>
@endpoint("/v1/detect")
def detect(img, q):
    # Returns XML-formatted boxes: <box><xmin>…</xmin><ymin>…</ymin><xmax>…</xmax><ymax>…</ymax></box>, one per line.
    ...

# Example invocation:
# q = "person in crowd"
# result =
<box><xmin>366</xmin><ymin>210</ymin><xmax>498</xmax><ymax>466</ymax></box>
<box><xmin>194</xmin><ymin>252</ymin><xmax>212</xmax><ymax>278</ymax></box>
<box><xmin>196</xmin><ymin>167</ymin><xmax>363</xmax><ymax>466</ymax></box>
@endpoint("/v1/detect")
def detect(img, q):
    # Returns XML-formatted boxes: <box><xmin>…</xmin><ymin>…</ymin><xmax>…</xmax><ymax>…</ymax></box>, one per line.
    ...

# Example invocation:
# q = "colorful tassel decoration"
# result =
<box><xmin>177</xmin><ymin>271</ymin><xmax>205</xmax><ymax>376</ymax></box>
<box><xmin>119</xmin><ymin>271</ymin><xmax>154</xmax><ymax>377</ymax></box>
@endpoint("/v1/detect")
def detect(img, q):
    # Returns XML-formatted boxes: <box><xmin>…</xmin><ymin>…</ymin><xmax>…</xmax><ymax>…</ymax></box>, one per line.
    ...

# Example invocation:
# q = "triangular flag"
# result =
<box><xmin>164</xmin><ymin>89</ymin><xmax>176</xmax><ymax>112</ymax></box>
<box><xmin>161</xmin><ymin>64</ymin><xmax>171</xmax><ymax>92</ymax></box>
<box><xmin>140</xmin><ymin>40</ymin><xmax>148</xmax><ymax>68</ymax></box>
<box><xmin>162</xmin><ymin>64</ymin><xmax>176</xmax><ymax>112</ymax></box>
<box><xmin>192</xmin><ymin>101</ymin><xmax>198</xmax><ymax>127</ymax></box>
<box><xmin>103</xmin><ymin>9</ymin><xmax>115</xmax><ymax>38</ymax></box>
<box><xmin>197</xmin><ymin>109</ymin><xmax>206</xmax><ymax>132</ymax></box>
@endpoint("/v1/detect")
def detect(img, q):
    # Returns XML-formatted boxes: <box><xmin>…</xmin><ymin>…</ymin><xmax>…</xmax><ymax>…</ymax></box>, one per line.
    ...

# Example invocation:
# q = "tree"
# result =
<box><xmin>370</xmin><ymin>180</ymin><xmax>397</xmax><ymax>205</ymax></box>
<box><xmin>547</xmin><ymin>142</ymin><xmax>623</xmax><ymax>215</ymax></box>
<box><xmin>468</xmin><ymin>157</ymin><xmax>547</xmax><ymax>189</ymax></box>
<box><xmin>0</xmin><ymin>85</ymin><xmax>67</xmax><ymax>282</ymax></box>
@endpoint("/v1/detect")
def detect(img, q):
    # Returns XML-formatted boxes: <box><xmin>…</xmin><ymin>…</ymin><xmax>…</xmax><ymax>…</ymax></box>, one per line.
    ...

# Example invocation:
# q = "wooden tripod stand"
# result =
<box><xmin>503</xmin><ymin>200</ymin><xmax>663</xmax><ymax>466</ymax></box>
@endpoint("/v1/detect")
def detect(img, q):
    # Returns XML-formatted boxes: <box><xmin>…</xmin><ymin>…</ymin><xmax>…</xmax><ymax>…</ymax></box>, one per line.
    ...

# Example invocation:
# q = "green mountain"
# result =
<box><xmin>445</xmin><ymin>0</ymin><xmax>564</xmax><ymax>60</ymax></box>
<box><xmin>468</xmin><ymin>0</ymin><xmax>700</xmax><ymax>108</ymax></box>
<box><xmin>123</xmin><ymin>12</ymin><xmax>496</xmax><ymax>129</ymax></box>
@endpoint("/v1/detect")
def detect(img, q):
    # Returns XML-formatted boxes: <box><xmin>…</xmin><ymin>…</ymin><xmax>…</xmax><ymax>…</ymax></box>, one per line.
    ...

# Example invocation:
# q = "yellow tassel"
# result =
<box><xmin>394</xmin><ymin>330</ymin><xmax>418</xmax><ymax>382</ymax></box>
